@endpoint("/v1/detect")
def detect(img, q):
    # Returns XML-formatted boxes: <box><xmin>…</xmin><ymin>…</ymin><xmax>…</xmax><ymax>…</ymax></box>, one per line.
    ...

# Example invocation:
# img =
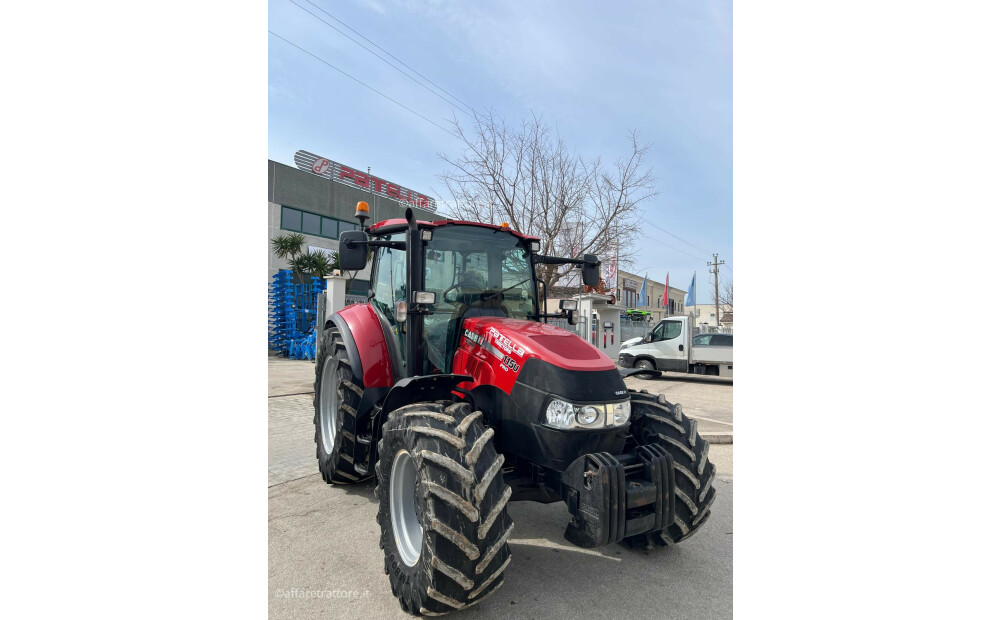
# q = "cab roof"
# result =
<box><xmin>368</xmin><ymin>218</ymin><xmax>541</xmax><ymax>242</ymax></box>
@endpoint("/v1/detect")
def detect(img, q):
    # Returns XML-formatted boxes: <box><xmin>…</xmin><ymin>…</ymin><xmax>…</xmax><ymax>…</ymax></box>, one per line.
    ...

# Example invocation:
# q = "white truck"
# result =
<box><xmin>617</xmin><ymin>315</ymin><xmax>733</xmax><ymax>379</ymax></box>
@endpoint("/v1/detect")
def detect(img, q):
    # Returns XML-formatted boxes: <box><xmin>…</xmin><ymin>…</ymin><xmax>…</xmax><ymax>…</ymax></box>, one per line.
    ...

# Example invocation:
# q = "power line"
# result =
<box><xmin>288</xmin><ymin>0</ymin><xmax>474</xmax><ymax>119</ymax></box>
<box><xmin>641</xmin><ymin>233</ymin><xmax>706</xmax><ymax>261</ymax></box>
<box><xmin>296</xmin><ymin>0</ymin><xmax>477</xmax><ymax>116</ymax></box>
<box><xmin>643</xmin><ymin>219</ymin><xmax>713</xmax><ymax>256</ymax></box>
<box><xmin>269</xmin><ymin>31</ymin><xmax>458</xmax><ymax>138</ymax></box>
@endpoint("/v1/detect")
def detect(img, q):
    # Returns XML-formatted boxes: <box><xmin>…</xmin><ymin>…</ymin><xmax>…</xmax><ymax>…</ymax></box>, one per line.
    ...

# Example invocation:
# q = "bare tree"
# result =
<box><xmin>439</xmin><ymin>111</ymin><xmax>656</xmax><ymax>290</ymax></box>
<box><xmin>714</xmin><ymin>278</ymin><xmax>733</xmax><ymax>313</ymax></box>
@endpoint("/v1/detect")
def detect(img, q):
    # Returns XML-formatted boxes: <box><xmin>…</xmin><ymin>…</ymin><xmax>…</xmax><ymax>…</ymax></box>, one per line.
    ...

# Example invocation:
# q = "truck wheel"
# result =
<box><xmin>375</xmin><ymin>401</ymin><xmax>513</xmax><ymax>616</ymax></box>
<box><xmin>313</xmin><ymin>326</ymin><xmax>370</xmax><ymax>484</ymax></box>
<box><xmin>634</xmin><ymin>358</ymin><xmax>657</xmax><ymax>378</ymax></box>
<box><xmin>625</xmin><ymin>390</ymin><xmax>716</xmax><ymax>547</ymax></box>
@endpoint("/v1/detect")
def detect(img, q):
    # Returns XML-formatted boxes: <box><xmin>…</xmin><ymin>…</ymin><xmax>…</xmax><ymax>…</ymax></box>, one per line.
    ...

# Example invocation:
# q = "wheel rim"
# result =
<box><xmin>390</xmin><ymin>449</ymin><xmax>423</xmax><ymax>567</ymax></box>
<box><xmin>319</xmin><ymin>356</ymin><xmax>339</xmax><ymax>455</ymax></box>
<box><xmin>637</xmin><ymin>360</ymin><xmax>654</xmax><ymax>371</ymax></box>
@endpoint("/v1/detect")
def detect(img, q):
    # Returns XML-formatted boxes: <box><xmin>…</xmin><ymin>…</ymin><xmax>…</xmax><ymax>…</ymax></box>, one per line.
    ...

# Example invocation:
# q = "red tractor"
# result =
<box><xmin>315</xmin><ymin>204</ymin><xmax>715</xmax><ymax>615</ymax></box>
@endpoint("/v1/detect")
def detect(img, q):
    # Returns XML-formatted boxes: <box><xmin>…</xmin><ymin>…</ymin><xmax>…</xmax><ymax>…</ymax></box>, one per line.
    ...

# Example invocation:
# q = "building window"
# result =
<box><xmin>302</xmin><ymin>212</ymin><xmax>321</xmax><ymax>236</ymax></box>
<box><xmin>280</xmin><ymin>206</ymin><xmax>356</xmax><ymax>241</ymax></box>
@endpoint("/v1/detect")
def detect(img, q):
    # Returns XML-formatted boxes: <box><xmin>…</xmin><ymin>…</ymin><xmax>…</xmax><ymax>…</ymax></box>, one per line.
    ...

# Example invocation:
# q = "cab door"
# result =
<box><xmin>649</xmin><ymin>319</ymin><xmax>686</xmax><ymax>372</ymax></box>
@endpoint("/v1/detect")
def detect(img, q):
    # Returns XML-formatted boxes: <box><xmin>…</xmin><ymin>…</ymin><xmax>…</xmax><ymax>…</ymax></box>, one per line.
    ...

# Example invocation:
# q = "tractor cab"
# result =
<box><xmin>369</xmin><ymin>221</ymin><xmax>540</xmax><ymax>375</ymax></box>
<box><xmin>340</xmin><ymin>208</ymin><xmax>600</xmax><ymax>378</ymax></box>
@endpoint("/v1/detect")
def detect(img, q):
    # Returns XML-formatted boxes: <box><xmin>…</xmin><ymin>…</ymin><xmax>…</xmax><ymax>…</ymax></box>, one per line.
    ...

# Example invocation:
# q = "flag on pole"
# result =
<box><xmin>685</xmin><ymin>272</ymin><xmax>696</xmax><ymax>307</ymax></box>
<box><xmin>637</xmin><ymin>274</ymin><xmax>648</xmax><ymax>306</ymax></box>
<box><xmin>663</xmin><ymin>272</ymin><xmax>669</xmax><ymax>315</ymax></box>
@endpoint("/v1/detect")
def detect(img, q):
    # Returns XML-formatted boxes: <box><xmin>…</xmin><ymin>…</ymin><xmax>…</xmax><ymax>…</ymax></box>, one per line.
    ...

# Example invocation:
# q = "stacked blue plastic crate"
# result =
<box><xmin>268</xmin><ymin>270</ymin><xmax>295</xmax><ymax>353</ymax></box>
<box><xmin>271</xmin><ymin>272</ymin><xmax>327</xmax><ymax>359</ymax></box>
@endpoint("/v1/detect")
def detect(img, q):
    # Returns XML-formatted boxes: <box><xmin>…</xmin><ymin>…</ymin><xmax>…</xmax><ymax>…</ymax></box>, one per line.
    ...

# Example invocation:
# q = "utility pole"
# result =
<box><xmin>708</xmin><ymin>254</ymin><xmax>725</xmax><ymax>328</ymax></box>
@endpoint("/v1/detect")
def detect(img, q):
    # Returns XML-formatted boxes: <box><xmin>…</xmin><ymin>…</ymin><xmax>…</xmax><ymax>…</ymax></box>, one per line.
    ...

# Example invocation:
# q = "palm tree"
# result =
<box><xmin>271</xmin><ymin>232</ymin><xmax>307</xmax><ymax>279</ymax></box>
<box><xmin>291</xmin><ymin>250</ymin><xmax>339</xmax><ymax>280</ymax></box>
<box><xmin>271</xmin><ymin>233</ymin><xmax>306</xmax><ymax>264</ymax></box>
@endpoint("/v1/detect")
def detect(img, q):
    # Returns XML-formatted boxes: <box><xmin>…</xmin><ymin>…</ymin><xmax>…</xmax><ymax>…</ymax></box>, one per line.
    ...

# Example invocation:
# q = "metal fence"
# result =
<box><xmin>694</xmin><ymin>325</ymin><xmax>733</xmax><ymax>334</ymax></box>
<box><xmin>620</xmin><ymin>319</ymin><xmax>654</xmax><ymax>342</ymax></box>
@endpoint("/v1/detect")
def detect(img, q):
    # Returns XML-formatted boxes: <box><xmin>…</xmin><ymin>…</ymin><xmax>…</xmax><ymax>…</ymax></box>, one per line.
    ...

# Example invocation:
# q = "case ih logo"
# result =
<box><xmin>294</xmin><ymin>150</ymin><xmax>436</xmax><ymax>211</ymax></box>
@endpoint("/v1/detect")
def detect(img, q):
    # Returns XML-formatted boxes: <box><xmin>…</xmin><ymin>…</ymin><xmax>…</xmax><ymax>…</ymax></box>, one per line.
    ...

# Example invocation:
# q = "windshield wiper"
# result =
<box><xmin>480</xmin><ymin>277</ymin><xmax>532</xmax><ymax>301</ymax></box>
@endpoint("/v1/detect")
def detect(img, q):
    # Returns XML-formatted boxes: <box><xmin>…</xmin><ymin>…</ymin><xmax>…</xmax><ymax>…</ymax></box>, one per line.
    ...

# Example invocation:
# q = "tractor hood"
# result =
<box><xmin>454</xmin><ymin>316</ymin><xmax>617</xmax><ymax>396</ymax></box>
<box><xmin>460</xmin><ymin>317</ymin><xmax>616</xmax><ymax>372</ymax></box>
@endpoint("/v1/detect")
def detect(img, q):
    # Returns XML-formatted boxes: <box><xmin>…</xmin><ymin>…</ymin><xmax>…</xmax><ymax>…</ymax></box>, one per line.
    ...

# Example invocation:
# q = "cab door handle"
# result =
<box><xmin>679</xmin><ymin>344</ymin><xmax>684</xmax><ymax>351</ymax></box>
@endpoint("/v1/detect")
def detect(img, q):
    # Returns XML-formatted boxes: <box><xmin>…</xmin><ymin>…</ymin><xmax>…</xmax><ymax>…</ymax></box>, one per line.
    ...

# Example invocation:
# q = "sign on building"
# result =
<box><xmin>294</xmin><ymin>150</ymin><xmax>436</xmax><ymax>211</ymax></box>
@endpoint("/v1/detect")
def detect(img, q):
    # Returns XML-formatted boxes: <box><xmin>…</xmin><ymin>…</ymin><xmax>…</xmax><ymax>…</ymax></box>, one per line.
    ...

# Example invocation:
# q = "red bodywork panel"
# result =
<box><xmin>368</xmin><ymin>218</ymin><xmax>541</xmax><ymax>243</ymax></box>
<box><xmin>337</xmin><ymin>301</ymin><xmax>612</xmax><ymax>396</ymax></box>
<box><xmin>336</xmin><ymin>303</ymin><xmax>395</xmax><ymax>388</ymax></box>
<box><xmin>453</xmin><ymin>317</ymin><xmax>615</xmax><ymax>395</ymax></box>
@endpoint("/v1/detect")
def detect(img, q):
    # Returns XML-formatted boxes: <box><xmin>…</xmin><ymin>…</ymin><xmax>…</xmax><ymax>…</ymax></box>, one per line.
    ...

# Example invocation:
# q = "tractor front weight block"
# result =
<box><xmin>561</xmin><ymin>445</ymin><xmax>675</xmax><ymax>547</ymax></box>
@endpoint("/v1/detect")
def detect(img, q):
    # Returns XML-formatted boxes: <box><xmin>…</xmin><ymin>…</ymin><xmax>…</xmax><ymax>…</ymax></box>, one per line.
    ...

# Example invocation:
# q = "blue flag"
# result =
<box><xmin>637</xmin><ymin>274</ymin><xmax>647</xmax><ymax>306</ymax></box>
<box><xmin>684</xmin><ymin>272</ymin><xmax>696</xmax><ymax>307</ymax></box>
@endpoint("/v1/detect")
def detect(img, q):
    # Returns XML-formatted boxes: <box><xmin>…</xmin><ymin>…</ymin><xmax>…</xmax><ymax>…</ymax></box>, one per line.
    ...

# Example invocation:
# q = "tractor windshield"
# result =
<box><xmin>422</xmin><ymin>225</ymin><xmax>538</xmax><ymax>373</ymax></box>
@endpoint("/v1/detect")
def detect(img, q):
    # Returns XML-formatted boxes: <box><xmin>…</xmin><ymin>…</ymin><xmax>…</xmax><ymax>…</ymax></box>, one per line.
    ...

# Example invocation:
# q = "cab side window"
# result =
<box><xmin>660</xmin><ymin>321</ymin><xmax>682</xmax><ymax>341</ymax></box>
<box><xmin>371</xmin><ymin>233</ymin><xmax>407</xmax><ymax>354</ymax></box>
<box><xmin>650</xmin><ymin>321</ymin><xmax>682</xmax><ymax>342</ymax></box>
<box><xmin>648</xmin><ymin>322</ymin><xmax>666</xmax><ymax>341</ymax></box>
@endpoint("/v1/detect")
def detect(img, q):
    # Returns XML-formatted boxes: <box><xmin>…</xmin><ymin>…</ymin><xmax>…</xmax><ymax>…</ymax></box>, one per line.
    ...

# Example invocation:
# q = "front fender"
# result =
<box><xmin>381</xmin><ymin>374</ymin><xmax>473</xmax><ymax>414</ymax></box>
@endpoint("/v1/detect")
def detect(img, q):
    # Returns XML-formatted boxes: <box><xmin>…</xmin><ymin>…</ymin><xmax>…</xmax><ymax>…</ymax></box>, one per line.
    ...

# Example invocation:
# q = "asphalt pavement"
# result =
<box><xmin>268</xmin><ymin>356</ymin><xmax>733</xmax><ymax>618</ymax></box>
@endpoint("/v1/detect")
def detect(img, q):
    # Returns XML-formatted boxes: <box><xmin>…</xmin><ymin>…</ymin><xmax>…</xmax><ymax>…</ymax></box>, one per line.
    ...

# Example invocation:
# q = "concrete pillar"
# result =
<box><xmin>324</xmin><ymin>274</ymin><xmax>349</xmax><ymax>318</ymax></box>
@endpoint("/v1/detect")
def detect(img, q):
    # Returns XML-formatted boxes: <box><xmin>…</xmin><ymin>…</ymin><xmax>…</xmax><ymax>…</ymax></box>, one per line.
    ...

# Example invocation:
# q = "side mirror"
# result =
<box><xmin>338</xmin><ymin>230</ymin><xmax>369</xmax><ymax>270</ymax></box>
<box><xmin>582</xmin><ymin>254</ymin><xmax>601</xmax><ymax>287</ymax></box>
<box><xmin>566</xmin><ymin>309</ymin><xmax>577</xmax><ymax>326</ymax></box>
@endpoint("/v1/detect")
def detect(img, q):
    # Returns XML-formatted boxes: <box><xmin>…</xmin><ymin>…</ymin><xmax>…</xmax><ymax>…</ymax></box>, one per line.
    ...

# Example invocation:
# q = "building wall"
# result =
<box><xmin>267</xmin><ymin>160</ymin><xmax>437</xmax><ymax>285</ymax></box>
<box><xmin>692</xmin><ymin>304</ymin><xmax>733</xmax><ymax>328</ymax></box>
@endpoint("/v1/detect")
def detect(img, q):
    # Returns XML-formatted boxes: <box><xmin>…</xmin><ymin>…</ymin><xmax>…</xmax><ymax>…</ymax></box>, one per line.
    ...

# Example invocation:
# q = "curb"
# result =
<box><xmin>701</xmin><ymin>432</ymin><xmax>733</xmax><ymax>445</ymax></box>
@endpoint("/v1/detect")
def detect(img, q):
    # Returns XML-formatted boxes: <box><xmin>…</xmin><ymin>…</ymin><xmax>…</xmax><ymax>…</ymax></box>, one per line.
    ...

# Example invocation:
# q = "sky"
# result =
<box><xmin>268</xmin><ymin>0</ymin><xmax>732</xmax><ymax>304</ymax></box>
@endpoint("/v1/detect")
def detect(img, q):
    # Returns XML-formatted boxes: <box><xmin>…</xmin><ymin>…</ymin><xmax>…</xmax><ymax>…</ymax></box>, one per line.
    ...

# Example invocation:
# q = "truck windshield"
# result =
<box><xmin>422</xmin><ymin>225</ymin><xmax>538</xmax><ymax>372</ymax></box>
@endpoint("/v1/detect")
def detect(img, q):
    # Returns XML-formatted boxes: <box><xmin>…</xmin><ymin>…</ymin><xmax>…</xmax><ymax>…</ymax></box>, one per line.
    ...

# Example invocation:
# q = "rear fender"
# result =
<box><xmin>331</xmin><ymin>304</ymin><xmax>397</xmax><ymax>388</ymax></box>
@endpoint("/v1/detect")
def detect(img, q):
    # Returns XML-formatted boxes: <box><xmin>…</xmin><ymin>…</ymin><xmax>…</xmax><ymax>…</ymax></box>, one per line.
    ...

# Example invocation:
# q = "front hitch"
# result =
<box><xmin>561</xmin><ymin>445</ymin><xmax>676</xmax><ymax>547</ymax></box>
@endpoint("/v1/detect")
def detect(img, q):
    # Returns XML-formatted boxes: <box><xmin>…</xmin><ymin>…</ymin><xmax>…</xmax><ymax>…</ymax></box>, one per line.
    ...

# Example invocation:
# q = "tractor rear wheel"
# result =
<box><xmin>313</xmin><ymin>326</ymin><xmax>370</xmax><ymax>484</ymax></box>
<box><xmin>625</xmin><ymin>390</ymin><xmax>716</xmax><ymax>548</ymax></box>
<box><xmin>375</xmin><ymin>401</ymin><xmax>513</xmax><ymax>616</ymax></box>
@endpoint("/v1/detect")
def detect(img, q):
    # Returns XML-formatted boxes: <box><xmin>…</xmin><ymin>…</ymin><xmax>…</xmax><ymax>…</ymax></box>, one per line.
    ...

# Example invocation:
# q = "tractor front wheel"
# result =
<box><xmin>375</xmin><ymin>401</ymin><xmax>513</xmax><ymax>616</ymax></box>
<box><xmin>625</xmin><ymin>390</ymin><xmax>716</xmax><ymax>547</ymax></box>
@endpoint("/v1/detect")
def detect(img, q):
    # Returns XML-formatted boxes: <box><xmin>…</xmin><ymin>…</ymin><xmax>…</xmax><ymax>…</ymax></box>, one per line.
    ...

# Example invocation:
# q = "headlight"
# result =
<box><xmin>544</xmin><ymin>398</ymin><xmax>630</xmax><ymax>430</ymax></box>
<box><xmin>576</xmin><ymin>405</ymin><xmax>601</xmax><ymax>426</ymax></box>
<box><xmin>545</xmin><ymin>399</ymin><xmax>576</xmax><ymax>428</ymax></box>
<box><xmin>612</xmin><ymin>401</ymin><xmax>631</xmax><ymax>425</ymax></box>
<box><xmin>620</xmin><ymin>342</ymin><xmax>633</xmax><ymax>350</ymax></box>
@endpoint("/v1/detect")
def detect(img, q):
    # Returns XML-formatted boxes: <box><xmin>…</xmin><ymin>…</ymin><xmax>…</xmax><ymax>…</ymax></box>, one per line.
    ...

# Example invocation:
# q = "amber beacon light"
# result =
<box><xmin>355</xmin><ymin>201</ymin><xmax>370</xmax><ymax>226</ymax></box>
